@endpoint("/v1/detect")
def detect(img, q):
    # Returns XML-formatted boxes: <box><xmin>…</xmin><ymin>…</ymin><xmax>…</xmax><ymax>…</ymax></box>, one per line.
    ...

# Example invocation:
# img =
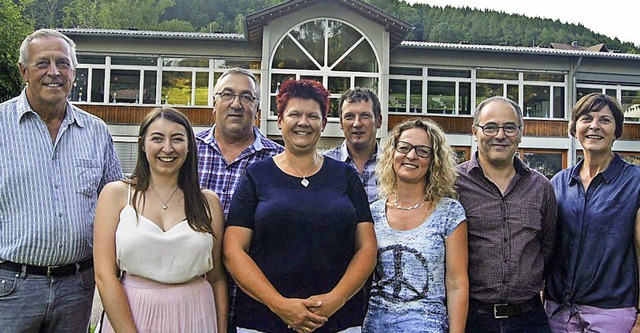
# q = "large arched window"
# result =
<box><xmin>269</xmin><ymin>19</ymin><xmax>379</xmax><ymax>117</ymax></box>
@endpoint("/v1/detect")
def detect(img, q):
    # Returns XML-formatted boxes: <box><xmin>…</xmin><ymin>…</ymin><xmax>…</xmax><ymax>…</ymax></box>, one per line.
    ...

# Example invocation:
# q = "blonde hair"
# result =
<box><xmin>376</xmin><ymin>118</ymin><xmax>458</xmax><ymax>203</ymax></box>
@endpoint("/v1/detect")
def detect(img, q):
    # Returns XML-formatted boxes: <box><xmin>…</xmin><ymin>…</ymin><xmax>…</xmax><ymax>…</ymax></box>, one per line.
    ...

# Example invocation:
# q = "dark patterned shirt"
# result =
<box><xmin>455</xmin><ymin>152</ymin><xmax>557</xmax><ymax>303</ymax></box>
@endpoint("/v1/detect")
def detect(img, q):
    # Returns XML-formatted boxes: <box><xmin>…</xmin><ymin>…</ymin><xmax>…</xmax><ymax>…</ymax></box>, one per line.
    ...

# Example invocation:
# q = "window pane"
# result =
<box><xmin>409</xmin><ymin>80</ymin><xmax>422</xmax><ymax>113</ymax></box>
<box><xmin>621</xmin><ymin>90</ymin><xmax>640</xmax><ymax>122</ymax></box>
<box><xmin>477</xmin><ymin>69</ymin><xmax>518</xmax><ymax>80</ymax></box>
<box><xmin>459</xmin><ymin>82</ymin><xmax>471</xmax><ymax>115</ymax></box>
<box><xmin>271</xmin><ymin>74</ymin><xmax>296</xmax><ymax>93</ymax></box>
<box><xmin>110</xmin><ymin>70</ymin><xmax>140</xmax><ymax>103</ymax></box>
<box><xmin>214</xmin><ymin>59</ymin><xmax>260</xmax><ymax>69</ymax></box>
<box><xmin>523</xmin><ymin>85</ymin><xmax>550</xmax><ymax>118</ymax></box>
<box><xmin>300</xmin><ymin>76</ymin><xmax>322</xmax><ymax>84</ymax></box>
<box><xmin>476</xmin><ymin>83</ymin><xmax>503</xmax><ymax>105</ymax></box>
<box><xmin>428</xmin><ymin>81</ymin><xmax>455</xmax><ymax>114</ymax></box>
<box><xmin>553</xmin><ymin>86</ymin><xmax>565</xmax><ymax>118</ymax></box>
<box><xmin>142</xmin><ymin>71</ymin><xmax>157</xmax><ymax>104</ymax></box>
<box><xmin>327</xmin><ymin>20</ymin><xmax>361</xmax><ymax>67</ymax></box>
<box><xmin>428</xmin><ymin>68</ymin><xmax>470</xmax><ymax>78</ymax></box>
<box><xmin>355</xmin><ymin>77</ymin><xmax>378</xmax><ymax>91</ymax></box>
<box><xmin>162</xmin><ymin>72</ymin><xmax>192</xmax><ymax>105</ymax></box>
<box><xmin>389</xmin><ymin>79</ymin><xmax>407</xmax><ymax>112</ymax></box>
<box><xmin>523</xmin><ymin>72</ymin><xmax>564</xmax><ymax>82</ymax></box>
<box><xmin>195</xmin><ymin>72</ymin><xmax>208</xmax><ymax>106</ymax></box>
<box><xmin>111</xmin><ymin>56</ymin><xmax>157</xmax><ymax>66</ymax></box>
<box><xmin>333</xmin><ymin>39</ymin><xmax>377</xmax><ymax>72</ymax></box>
<box><xmin>163</xmin><ymin>57</ymin><xmax>209</xmax><ymax>68</ymax></box>
<box><xmin>290</xmin><ymin>20</ymin><xmax>325</xmax><ymax>66</ymax></box>
<box><xmin>507</xmin><ymin>84</ymin><xmax>519</xmax><ymax>102</ymax></box>
<box><xmin>272</xmin><ymin>35</ymin><xmax>318</xmax><ymax>70</ymax></box>
<box><xmin>71</xmin><ymin>69</ymin><xmax>88</xmax><ymax>102</ymax></box>
<box><xmin>577</xmin><ymin>87</ymin><xmax>601</xmax><ymax>100</ymax></box>
<box><xmin>328</xmin><ymin>77</ymin><xmax>350</xmax><ymax>95</ymax></box>
<box><xmin>390</xmin><ymin>67</ymin><xmax>422</xmax><ymax>76</ymax></box>
<box><xmin>90</xmin><ymin>69</ymin><xmax>105</xmax><ymax>103</ymax></box>
<box><xmin>328</xmin><ymin>97</ymin><xmax>340</xmax><ymax>118</ymax></box>
<box><xmin>522</xmin><ymin>151</ymin><xmax>563</xmax><ymax>179</ymax></box>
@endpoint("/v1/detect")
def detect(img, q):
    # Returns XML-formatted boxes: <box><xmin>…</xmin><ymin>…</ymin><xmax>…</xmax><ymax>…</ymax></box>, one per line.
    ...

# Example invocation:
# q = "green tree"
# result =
<box><xmin>0</xmin><ymin>0</ymin><xmax>34</xmax><ymax>102</ymax></box>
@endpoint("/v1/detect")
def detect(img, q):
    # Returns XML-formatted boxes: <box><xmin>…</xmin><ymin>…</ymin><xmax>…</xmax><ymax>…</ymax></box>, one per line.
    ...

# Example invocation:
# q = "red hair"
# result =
<box><xmin>276</xmin><ymin>79</ymin><xmax>330</xmax><ymax>120</ymax></box>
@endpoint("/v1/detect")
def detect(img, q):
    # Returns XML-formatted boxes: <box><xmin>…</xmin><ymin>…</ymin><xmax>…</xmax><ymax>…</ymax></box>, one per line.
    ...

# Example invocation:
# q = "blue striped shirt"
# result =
<box><xmin>323</xmin><ymin>140</ymin><xmax>381</xmax><ymax>204</ymax></box>
<box><xmin>196</xmin><ymin>126</ymin><xmax>283</xmax><ymax>218</ymax></box>
<box><xmin>0</xmin><ymin>90</ymin><xmax>123</xmax><ymax>266</ymax></box>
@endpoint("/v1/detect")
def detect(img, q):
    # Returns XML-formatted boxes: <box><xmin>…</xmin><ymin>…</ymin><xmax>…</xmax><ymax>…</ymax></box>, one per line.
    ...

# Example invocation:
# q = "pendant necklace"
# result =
<box><xmin>393</xmin><ymin>194</ymin><xmax>424</xmax><ymax>211</ymax></box>
<box><xmin>149</xmin><ymin>185</ymin><xmax>179</xmax><ymax>210</ymax></box>
<box><xmin>286</xmin><ymin>155</ymin><xmax>319</xmax><ymax>188</ymax></box>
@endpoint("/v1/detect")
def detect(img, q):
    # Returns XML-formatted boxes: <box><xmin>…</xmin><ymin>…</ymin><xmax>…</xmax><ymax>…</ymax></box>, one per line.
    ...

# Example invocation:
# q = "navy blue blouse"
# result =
<box><xmin>545</xmin><ymin>154</ymin><xmax>640</xmax><ymax>309</ymax></box>
<box><xmin>227</xmin><ymin>157</ymin><xmax>373</xmax><ymax>332</ymax></box>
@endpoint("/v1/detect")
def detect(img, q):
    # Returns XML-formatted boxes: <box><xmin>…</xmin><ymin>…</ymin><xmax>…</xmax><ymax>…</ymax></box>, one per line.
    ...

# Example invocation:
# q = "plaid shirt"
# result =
<box><xmin>196</xmin><ymin>126</ymin><xmax>283</xmax><ymax>218</ymax></box>
<box><xmin>323</xmin><ymin>140</ymin><xmax>380</xmax><ymax>204</ymax></box>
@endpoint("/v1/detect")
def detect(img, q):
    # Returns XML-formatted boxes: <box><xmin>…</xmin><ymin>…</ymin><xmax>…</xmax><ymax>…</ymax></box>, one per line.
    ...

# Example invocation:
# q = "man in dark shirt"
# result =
<box><xmin>455</xmin><ymin>96</ymin><xmax>557</xmax><ymax>332</ymax></box>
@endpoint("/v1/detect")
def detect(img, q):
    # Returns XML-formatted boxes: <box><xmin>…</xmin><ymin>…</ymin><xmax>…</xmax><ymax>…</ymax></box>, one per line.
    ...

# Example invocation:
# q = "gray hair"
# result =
<box><xmin>19</xmin><ymin>29</ymin><xmax>78</xmax><ymax>68</ymax></box>
<box><xmin>213</xmin><ymin>67</ymin><xmax>260</xmax><ymax>100</ymax></box>
<box><xmin>474</xmin><ymin>96</ymin><xmax>524</xmax><ymax>127</ymax></box>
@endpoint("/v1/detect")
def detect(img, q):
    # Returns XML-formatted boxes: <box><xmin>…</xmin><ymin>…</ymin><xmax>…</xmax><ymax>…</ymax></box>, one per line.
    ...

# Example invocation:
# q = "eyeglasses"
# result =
<box><xmin>395</xmin><ymin>141</ymin><xmax>433</xmax><ymax>158</ymax></box>
<box><xmin>215</xmin><ymin>92</ymin><xmax>257</xmax><ymax>104</ymax></box>
<box><xmin>475</xmin><ymin>123</ymin><xmax>521</xmax><ymax>137</ymax></box>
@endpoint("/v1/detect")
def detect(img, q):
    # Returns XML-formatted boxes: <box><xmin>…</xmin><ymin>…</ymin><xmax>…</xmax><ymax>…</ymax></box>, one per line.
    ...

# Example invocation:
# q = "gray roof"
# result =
<box><xmin>399</xmin><ymin>41</ymin><xmax>640</xmax><ymax>60</ymax></box>
<box><xmin>57</xmin><ymin>28</ymin><xmax>245</xmax><ymax>41</ymax></box>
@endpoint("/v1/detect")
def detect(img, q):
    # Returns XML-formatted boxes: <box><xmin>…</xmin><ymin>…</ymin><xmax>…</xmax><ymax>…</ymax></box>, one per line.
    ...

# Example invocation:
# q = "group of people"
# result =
<box><xmin>0</xmin><ymin>28</ymin><xmax>639</xmax><ymax>333</ymax></box>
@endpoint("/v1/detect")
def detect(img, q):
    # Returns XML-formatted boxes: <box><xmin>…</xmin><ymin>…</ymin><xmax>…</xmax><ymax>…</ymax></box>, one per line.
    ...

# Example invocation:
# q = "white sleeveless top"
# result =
<box><xmin>115</xmin><ymin>187</ymin><xmax>214</xmax><ymax>284</ymax></box>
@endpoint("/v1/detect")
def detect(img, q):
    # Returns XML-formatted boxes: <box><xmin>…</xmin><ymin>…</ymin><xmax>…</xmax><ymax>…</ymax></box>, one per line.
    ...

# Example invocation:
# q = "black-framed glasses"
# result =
<box><xmin>475</xmin><ymin>123</ymin><xmax>521</xmax><ymax>137</ymax></box>
<box><xmin>215</xmin><ymin>91</ymin><xmax>257</xmax><ymax>104</ymax></box>
<box><xmin>395</xmin><ymin>141</ymin><xmax>433</xmax><ymax>158</ymax></box>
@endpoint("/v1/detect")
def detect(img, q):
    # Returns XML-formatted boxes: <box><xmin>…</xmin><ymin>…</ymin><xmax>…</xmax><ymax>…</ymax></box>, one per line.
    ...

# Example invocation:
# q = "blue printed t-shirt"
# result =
<box><xmin>363</xmin><ymin>197</ymin><xmax>466</xmax><ymax>333</ymax></box>
<box><xmin>545</xmin><ymin>154</ymin><xmax>640</xmax><ymax>309</ymax></box>
<box><xmin>226</xmin><ymin>157</ymin><xmax>373</xmax><ymax>333</ymax></box>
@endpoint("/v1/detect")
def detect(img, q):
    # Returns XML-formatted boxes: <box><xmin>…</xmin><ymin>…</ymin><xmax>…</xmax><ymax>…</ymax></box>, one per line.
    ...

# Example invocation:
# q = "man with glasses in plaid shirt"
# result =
<box><xmin>196</xmin><ymin>67</ymin><xmax>283</xmax><ymax>332</ymax></box>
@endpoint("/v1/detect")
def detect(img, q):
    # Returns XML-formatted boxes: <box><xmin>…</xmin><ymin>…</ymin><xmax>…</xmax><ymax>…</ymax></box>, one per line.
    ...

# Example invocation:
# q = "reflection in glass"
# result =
<box><xmin>476</xmin><ymin>83</ymin><xmax>504</xmax><ymax>105</ymax></box>
<box><xmin>328</xmin><ymin>97</ymin><xmax>341</xmax><ymax>118</ymax></box>
<box><xmin>195</xmin><ymin>72</ymin><xmax>209</xmax><ymax>106</ymax></box>
<box><xmin>523</xmin><ymin>151</ymin><xmax>563</xmax><ymax>179</ymax></box>
<box><xmin>162</xmin><ymin>72</ymin><xmax>192</xmax><ymax>105</ymax></box>
<box><xmin>214</xmin><ymin>59</ymin><xmax>260</xmax><ymax>69</ymax></box>
<box><xmin>91</xmin><ymin>69</ymin><xmax>105</xmax><ymax>103</ymax></box>
<box><xmin>163</xmin><ymin>57</ymin><xmax>209</xmax><ymax>67</ymax></box>
<box><xmin>577</xmin><ymin>87</ymin><xmax>601</xmax><ymax>100</ymax></box>
<box><xmin>428</xmin><ymin>68</ymin><xmax>470</xmax><ymax>78</ymax></box>
<box><xmin>71</xmin><ymin>69</ymin><xmax>88</xmax><ymax>102</ymax></box>
<box><xmin>476</xmin><ymin>69</ymin><xmax>518</xmax><ymax>80</ymax></box>
<box><xmin>355</xmin><ymin>77</ymin><xmax>378</xmax><ymax>91</ymax></box>
<box><xmin>389</xmin><ymin>79</ymin><xmax>407</xmax><ymax>112</ymax></box>
<box><xmin>78</xmin><ymin>55</ymin><xmax>105</xmax><ymax>64</ymax></box>
<box><xmin>409</xmin><ymin>80</ymin><xmax>422</xmax><ymax>113</ymax></box>
<box><xmin>459</xmin><ymin>82</ymin><xmax>471</xmax><ymax>115</ymax></box>
<box><xmin>391</xmin><ymin>67</ymin><xmax>422</xmax><ymax>76</ymax></box>
<box><xmin>272</xmin><ymin>74</ymin><xmax>297</xmax><ymax>93</ymax></box>
<box><xmin>428</xmin><ymin>81</ymin><xmax>455</xmax><ymax>114</ymax></box>
<box><xmin>332</xmin><ymin>40</ymin><xmax>377</xmax><ymax>72</ymax></box>
<box><xmin>327</xmin><ymin>20</ymin><xmax>360</xmax><ymax>67</ymax></box>
<box><xmin>621</xmin><ymin>90</ymin><xmax>640</xmax><ymax>122</ymax></box>
<box><xmin>553</xmin><ymin>87</ymin><xmax>565</xmax><ymax>118</ymax></box>
<box><xmin>110</xmin><ymin>70</ymin><xmax>140</xmax><ymax>103</ymax></box>
<box><xmin>290</xmin><ymin>20</ymin><xmax>325</xmax><ymax>66</ymax></box>
<box><xmin>523</xmin><ymin>73</ymin><xmax>564</xmax><ymax>82</ymax></box>
<box><xmin>112</xmin><ymin>56</ymin><xmax>157</xmax><ymax>66</ymax></box>
<box><xmin>272</xmin><ymin>35</ymin><xmax>318</xmax><ymax>70</ymax></box>
<box><xmin>507</xmin><ymin>85</ymin><xmax>519</xmax><ymax>103</ymax></box>
<box><xmin>328</xmin><ymin>77</ymin><xmax>350</xmax><ymax>95</ymax></box>
<box><xmin>142</xmin><ymin>71</ymin><xmax>157</xmax><ymax>104</ymax></box>
<box><xmin>524</xmin><ymin>85</ymin><xmax>550</xmax><ymax>118</ymax></box>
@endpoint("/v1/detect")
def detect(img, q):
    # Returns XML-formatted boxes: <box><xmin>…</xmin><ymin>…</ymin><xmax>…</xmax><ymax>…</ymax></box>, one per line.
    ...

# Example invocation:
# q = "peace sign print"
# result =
<box><xmin>373</xmin><ymin>244</ymin><xmax>430</xmax><ymax>302</ymax></box>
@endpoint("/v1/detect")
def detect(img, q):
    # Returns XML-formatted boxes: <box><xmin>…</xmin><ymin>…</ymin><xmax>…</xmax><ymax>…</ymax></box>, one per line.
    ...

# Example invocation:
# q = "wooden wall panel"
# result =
<box><xmin>77</xmin><ymin>104</ymin><xmax>215</xmax><ymax>126</ymax></box>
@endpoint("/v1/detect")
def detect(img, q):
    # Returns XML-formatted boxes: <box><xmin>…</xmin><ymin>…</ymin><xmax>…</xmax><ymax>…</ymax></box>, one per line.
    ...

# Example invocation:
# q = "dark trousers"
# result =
<box><xmin>466</xmin><ymin>301</ymin><xmax>551</xmax><ymax>333</ymax></box>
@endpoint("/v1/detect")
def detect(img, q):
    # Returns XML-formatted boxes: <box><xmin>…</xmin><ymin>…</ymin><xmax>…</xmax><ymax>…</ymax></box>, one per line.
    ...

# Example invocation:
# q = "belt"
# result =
<box><xmin>0</xmin><ymin>258</ymin><xmax>93</xmax><ymax>277</ymax></box>
<box><xmin>472</xmin><ymin>296</ymin><xmax>542</xmax><ymax>319</ymax></box>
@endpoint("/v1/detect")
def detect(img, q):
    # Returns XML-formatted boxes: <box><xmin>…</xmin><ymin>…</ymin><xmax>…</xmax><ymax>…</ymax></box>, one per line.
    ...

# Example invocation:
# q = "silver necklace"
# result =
<box><xmin>286</xmin><ymin>155</ymin><xmax>319</xmax><ymax>187</ymax></box>
<box><xmin>393</xmin><ymin>195</ymin><xmax>424</xmax><ymax>211</ymax></box>
<box><xmin>149</xmin><ymin>185</ymin><xmax>179</xmax><ymax>210</ymax></box>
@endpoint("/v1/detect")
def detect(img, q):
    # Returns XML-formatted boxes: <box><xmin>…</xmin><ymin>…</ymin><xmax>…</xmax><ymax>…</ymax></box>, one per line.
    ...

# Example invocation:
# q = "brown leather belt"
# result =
<box><xmin>0</xmin><ymin>258</ymin><xmax>93</xmax><ymax>277</ymax></box>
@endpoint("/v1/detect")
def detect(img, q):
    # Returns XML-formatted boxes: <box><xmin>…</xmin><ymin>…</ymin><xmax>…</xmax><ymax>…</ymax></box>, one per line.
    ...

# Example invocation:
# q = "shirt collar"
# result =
<box><xmin>569</xmin><ymin>153</ymin><xmax>625</xmax><ymax>185</ymax></box>
<box><xmin>16</xmin><ymin>89</ymin><xmax>83</xmax><ymax>127</ymax></box>
<box><xmin>339</xmin><ymin>140</ymin><xmax>381</xmax><ymax>163</ymax></box>
<box><xmin>208</xmin><ymin>125</ymin><xmax>265</xmax><ymax>151</ymax></box>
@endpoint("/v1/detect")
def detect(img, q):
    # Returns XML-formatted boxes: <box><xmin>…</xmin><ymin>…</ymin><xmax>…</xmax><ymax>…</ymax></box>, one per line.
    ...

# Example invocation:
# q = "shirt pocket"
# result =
<box><xmin>75</xmin><ymin>158</ymin><xmax>102</xmax><ymax>196</ymax></box>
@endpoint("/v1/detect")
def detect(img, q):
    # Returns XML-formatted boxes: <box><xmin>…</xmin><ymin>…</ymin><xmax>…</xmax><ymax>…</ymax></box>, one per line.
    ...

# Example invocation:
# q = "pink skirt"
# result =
<box><xmin>101</xmin><ymin>274</ymin><xmax>217</xmax><ymax>333</ymax></box>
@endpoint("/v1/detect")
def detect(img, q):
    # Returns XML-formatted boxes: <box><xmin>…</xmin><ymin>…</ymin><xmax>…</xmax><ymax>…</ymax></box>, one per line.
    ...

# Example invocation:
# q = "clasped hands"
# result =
<box><xmin>275</xmin><ymin>293</ymin><xmax>344</xmax><ymax>333</ymax></box>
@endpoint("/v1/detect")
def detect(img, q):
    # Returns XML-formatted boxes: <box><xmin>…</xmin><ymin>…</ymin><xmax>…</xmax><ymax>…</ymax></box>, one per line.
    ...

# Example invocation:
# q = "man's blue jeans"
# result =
<box><xmin>0</xmin><ymin>266</ymin><xmax>95</xmax><ymax>333</ymax></box>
